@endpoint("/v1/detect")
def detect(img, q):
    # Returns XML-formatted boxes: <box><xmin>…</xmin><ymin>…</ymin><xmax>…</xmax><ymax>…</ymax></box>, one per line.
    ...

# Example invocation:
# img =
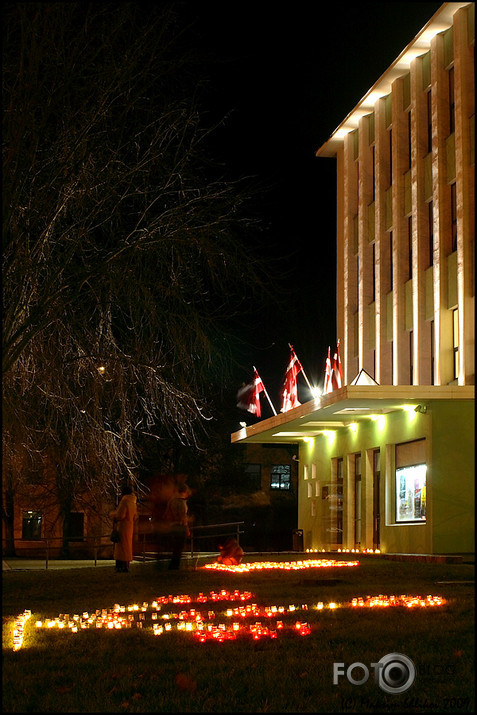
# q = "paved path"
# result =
<box><xmin>2</xmin><ymin>553</ymin><xmax>217</xmax><ymax>571</ymax></box>
<box><xmin>3</xmin><ymin>558</ymin><xmax>119</xmax><ymax>570</ymax></box>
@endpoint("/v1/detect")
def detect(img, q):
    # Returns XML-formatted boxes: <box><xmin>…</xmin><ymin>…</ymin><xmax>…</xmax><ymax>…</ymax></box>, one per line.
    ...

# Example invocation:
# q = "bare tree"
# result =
<box><xmin>2</xmin><ymin>2</ymin><xmax>272</xmax><ymax>553</ymax></box>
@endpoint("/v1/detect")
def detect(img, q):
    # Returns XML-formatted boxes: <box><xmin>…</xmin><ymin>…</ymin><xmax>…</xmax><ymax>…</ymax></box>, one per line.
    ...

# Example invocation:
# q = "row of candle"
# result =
<box><xmin>193</xmin><ymin>620</ymin><xmax>312</xmax><ymax>642</ymax></box>
<box><xmin>30</xmin><ymin>613</ymin><xmax>311</xmax><ymax>640</ymax></box>
<box><xmin>11</xmin><ymin>589</ymin><xmax>446</xmax><ymax>650</ymax></box>
<box><xmin>350</xmin><ymin>594</ymin><xmax>445</xmax><ymax>608</ymax></box>
<box><xmin>305</xmin><ymin>548</ymin><xmax>381</xmax><ymax>554</ymax></box>
<box><xmin>12</xmin><ymin>610</ymin><xmax>31</xmax><ymax>651</ymax></box>
<box><xmin>202</xmin><ymin>559</ymin><xmax>359</xmax><ymax>572</ymax></box>
<box><xmin>150</xmin><ymin>589</ymin><xmax>254</xmax><ymax>604</ymax></box>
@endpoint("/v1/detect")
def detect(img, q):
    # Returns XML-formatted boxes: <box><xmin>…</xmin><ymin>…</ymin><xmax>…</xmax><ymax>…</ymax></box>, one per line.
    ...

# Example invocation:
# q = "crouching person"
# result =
<box><xmin>217</xmin><ymin>537</ymin><xmax>244</xmax><ymax>566</ymax></box>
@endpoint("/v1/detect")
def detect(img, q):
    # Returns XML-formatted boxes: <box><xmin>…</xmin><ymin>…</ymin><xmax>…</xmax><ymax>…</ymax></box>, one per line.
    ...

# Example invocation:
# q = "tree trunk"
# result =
<box><xmin>60</xmin><ymin>496</ymin><xmax>73</xmax><ymax>558</ymax></box>
<box><xmin>2</xmin><ymin>487</ymin><xmax>16</xmax><ymax>557</ymax></box>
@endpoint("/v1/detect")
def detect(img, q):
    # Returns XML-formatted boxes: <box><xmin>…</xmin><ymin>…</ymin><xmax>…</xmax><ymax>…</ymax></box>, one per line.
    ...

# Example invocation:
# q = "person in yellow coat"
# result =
<box><xmin>110</xmin><ymin>485</ymin><xmax>138</xmax><ymax>572</ymax></box>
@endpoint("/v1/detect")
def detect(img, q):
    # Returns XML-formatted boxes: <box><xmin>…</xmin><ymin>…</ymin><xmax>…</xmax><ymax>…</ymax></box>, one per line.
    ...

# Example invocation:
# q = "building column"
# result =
<box><xmin>453</xmin><ymin>6</ymin><xmax>475</xmax><ymax>385</ymax></box>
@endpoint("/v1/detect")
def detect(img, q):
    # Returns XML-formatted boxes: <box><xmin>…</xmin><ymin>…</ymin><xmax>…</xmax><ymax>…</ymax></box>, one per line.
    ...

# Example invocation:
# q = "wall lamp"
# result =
<box><xmin>414</xmin><ymin>404</ymin><xmax>428</xmax><ymax>414</ymax></box>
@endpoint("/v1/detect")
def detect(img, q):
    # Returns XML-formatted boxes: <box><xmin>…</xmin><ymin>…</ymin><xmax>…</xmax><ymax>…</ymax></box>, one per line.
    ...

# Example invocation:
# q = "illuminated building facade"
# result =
<box><xmin>231</xmin><ymin>3</ymin><xmax>474</xmax><ymax>555</ymax></box>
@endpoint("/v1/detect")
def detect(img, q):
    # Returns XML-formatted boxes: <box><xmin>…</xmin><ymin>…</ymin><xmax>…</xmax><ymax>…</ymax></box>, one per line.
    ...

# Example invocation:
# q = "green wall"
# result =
<box><xmin>430</xmin><ymin>401</ymin><xmax>474</xmax><ymax>553</ymax></box>
<box><xmin>298</xmin><ymin>400</ymin><xmax>474</xmax><ymax>554</ymax></box>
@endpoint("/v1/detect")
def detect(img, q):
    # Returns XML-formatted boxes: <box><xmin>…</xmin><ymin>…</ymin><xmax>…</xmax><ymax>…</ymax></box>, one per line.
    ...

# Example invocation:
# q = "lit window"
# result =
<box><xmin>396</xmin><ymin>465</ymin><xmax>426</xmax><ymax>523</ymax></box>
<box><xmin>22</xmin><ymin>511</ymin><xmax>42</xmax><ymax>540</ymax></box>
<box><xmin>453</xmin><ymin>308</ymin><xmax>459</xmax><ymax>380</ymax></box>
<box><xmin>451</xmin><ymin>183</ymin><xmax>457</xmax><ymax>252</ymax></box>
<box><xmin>270</xmin><ymin>465</ymin><xmax>291</xmax><ymax>491</ymax></box>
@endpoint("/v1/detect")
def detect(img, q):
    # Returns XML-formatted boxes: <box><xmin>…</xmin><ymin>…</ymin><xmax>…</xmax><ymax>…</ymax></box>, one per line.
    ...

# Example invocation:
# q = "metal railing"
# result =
<box><xmin>2</xmin><ymin>536</ymin><xmax>114</xmax><ymax>569</ymax></box>
<box><xmin>136</xmin><ymin>521</ymin><xmax>245</xmax><ymax>561</ymax></box>
<box><xmin>3</xmin><ymin>521</ymin><xmax>245</xmax><ymax>568</ymax></box>
<box><xmin>189</xmin><ymin>521</ymin><xmax>244</xmax><ymax>558</ymax></box>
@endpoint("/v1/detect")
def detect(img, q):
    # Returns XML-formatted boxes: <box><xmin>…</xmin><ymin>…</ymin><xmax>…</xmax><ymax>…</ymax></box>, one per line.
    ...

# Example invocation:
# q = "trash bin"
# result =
<box><xmin>292</xmin><ymin>529</ymin><xmax>304</xmax><ymax>552</ymax></box>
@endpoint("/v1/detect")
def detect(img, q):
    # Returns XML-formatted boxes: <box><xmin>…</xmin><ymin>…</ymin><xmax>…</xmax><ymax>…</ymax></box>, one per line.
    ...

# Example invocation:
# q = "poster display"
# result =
<box><xmin>396</xmin><ymin>464</ymin><xmax>427</xmax><ymax>522</ymax></box>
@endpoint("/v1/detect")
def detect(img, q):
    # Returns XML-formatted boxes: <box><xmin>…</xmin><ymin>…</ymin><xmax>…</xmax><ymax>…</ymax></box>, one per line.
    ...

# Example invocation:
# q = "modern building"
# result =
<box><xmin>231</xmin><ymin>2</ymin><xmax>474</xmax><ymax>555</ymax></box>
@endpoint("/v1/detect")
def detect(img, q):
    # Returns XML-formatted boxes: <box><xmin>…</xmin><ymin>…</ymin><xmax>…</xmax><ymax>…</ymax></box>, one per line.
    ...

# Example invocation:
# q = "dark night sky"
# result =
<box><xmin>177</xmin><ymin>2</ymin><xmax>443</xmax><ymax>416</ymax></box>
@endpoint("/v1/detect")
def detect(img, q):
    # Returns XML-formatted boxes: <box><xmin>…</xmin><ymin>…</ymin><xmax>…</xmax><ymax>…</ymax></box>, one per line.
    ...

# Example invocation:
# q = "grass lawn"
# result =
<box><xmin>2</xmin><ymin>555</ymin><xmax>474</xmax><ymax>713</ymax></box>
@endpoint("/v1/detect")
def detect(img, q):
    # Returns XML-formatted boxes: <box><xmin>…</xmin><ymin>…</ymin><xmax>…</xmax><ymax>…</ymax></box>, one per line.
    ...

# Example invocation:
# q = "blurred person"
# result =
<box><xmin>166</xmin><ymin>484</ymin><xmax>191</xmax><ymax>570</ymax></box>
<box><xmin>217</xmin><ymin>536</ymin><xmax>244</xmax><ymax>566</ymax></box>
<box><xmin>164</xmin><ymin>484</ymin><xmax>191</xmax><ymax>570</ymax></box>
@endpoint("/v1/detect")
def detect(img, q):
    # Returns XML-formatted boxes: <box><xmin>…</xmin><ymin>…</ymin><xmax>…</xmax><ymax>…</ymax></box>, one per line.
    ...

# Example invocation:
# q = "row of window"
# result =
<box><xmin>304</xmin><ymin>440</ymin><xmax>427</xmax><ymax>548</ymax></box>
<box><xmin>21</xmin><ymin>511</ymin><xmax>84</xmax><ymax>540</ymax></box>
<box><xmin>243</xmin><ymin>463</ymin><xmax>291</xmax><ymax>491</ymax></box>
<box><xmin>20</xmin><ymin>467</ymin><xmax>292</xmax><ymax>540</ymax></box>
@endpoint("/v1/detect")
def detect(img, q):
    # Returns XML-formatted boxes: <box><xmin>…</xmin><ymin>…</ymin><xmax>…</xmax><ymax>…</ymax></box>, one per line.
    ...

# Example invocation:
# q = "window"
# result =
<box><xmin>243</xmin><ymin>464</ymin><xmax>262</xmax><ymax>491</ymax></box>
<box><xmin>453</xmin><ymin>308</ymin><xmax>459</xmax><ymax>380</ymax></box>
<box><xmin>389</xmin><ymin>232</ymin><xmax>394</xmax><ymax>289</ymax></box>
<box><xmin>22</xmin><ymin>511</ymin><xmax>42</xmax><ymax>540</ymax></box>
<box><xmin>395</xmin><ymin>439</ymin><xmax>426</xmax><ymax>523</ymax></box>
<box><xmin>407</xmin><ymin>111</ymin><xmax>412</xmax><ymax>170</ymax></box>
<box><xmin>389</xmin><ymin>129</ymin><xmax>393</xmax><ymax>185</ymax></box>
<box><xmin>426</xmin><ymin>90</ymin><xmax>432</xmax><ymax>154</ymax></box>
<box><xmin>372</xmin><ymin>243</ymin><xmax>376</xmax><ymax>302</ymax></box>
<box><xmin>372</xmin><ymin>144</ymin><xmax>376</xmax><ymax>201</ymax></box>
<box><xmin>396</xmin><ymin>465</ymin><xmax>427</xmax><ymax>522</ymax></box>
<box><xmin>68</xmin><ymin>512</ymin><xmax>85</xmax><ymax>541</ymax></box>
<box><xmin>428</xmin><ymin>201</ymin><xmax>434</xmax><ymax>267</ymax></box>
<box><xmin>451</xmin><ymin>183</ymin><xmax>457</xmax><ymax>252</ymax></box>
<box><xmin>270</xmin><ymin>465</ymin><xmax>291</xmax><ymax>491</ymax></box>
<box><xmin>448</xmin><ymin>66</ymin><xmax>455</xmax><ymax>135</ymax></box>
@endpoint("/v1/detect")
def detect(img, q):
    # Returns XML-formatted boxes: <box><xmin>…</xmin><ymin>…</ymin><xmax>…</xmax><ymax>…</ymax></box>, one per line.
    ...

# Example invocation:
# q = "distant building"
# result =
<box><xmin>231</xmin><ymin>3</ymin><xmax>474</xmax><ymax>555</ymax></box>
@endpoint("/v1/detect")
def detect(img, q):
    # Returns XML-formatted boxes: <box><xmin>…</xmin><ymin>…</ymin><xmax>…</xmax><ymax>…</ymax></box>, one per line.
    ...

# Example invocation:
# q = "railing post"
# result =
<box><xmin>142</xmin><ymin>533</ymin><xmax>145</xmax><ymax>562</ymax></box>
<box><xmin>94</xmin><ymin>537</ymin><xmax>98</xmax><ymax>567</ymax></box>
<box><xmin>190</xmin><ymin>527</ymin><xmax>194</xmax><ymax>558</ymax></box>
<box><xmin>45</xmin><ymin>539</ymin><xmax>49</xmax><ymax>570</ymax></box>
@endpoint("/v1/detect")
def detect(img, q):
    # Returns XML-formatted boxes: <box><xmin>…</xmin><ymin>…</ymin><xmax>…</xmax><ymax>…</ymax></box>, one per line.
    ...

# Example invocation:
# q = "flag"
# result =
<box><xmin>280</xmin><ymin>346</ymin><xmax>302</xmax><ymax>412</ymax></box>
<box><xmin>237</xmin><ymin>369</ymin><xmax>265</xmax><ymax>418</ymax></box>
<box><xmin>331</xmin><ymin>339</ymin><xmax>343</xmax><ymax>390</ymax></box>
<box><xmin>323</xmin><ymin>346</ymin><xmax>333</xmax><ymax>394</ymax></box>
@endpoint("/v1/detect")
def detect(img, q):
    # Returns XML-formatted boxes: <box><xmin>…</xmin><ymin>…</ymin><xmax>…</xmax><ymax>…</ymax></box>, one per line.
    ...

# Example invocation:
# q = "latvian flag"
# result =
<box><xmin>237</xmin><ymin>368</ymin><xmax>265</xmax><ymax>418</ymax></box>
<box><xmin>280</xmin><ymin>347</ymin><xmax>302</xmax><ymax>412</ymax></box>
<box><xmin>332</xmin><ymin>339</ymin><xmax>343</xmax><ymax>390</ymax></box>
<box><xmin>323</xmin><ymin>346</ymin><xmax>333</xmax><ymax>394</ymax></box>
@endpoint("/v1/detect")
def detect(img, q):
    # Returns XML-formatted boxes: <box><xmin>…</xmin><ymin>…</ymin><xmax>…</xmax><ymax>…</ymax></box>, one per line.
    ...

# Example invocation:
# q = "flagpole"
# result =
<box><xmin>253</xmin><ymin>366</ymin><xmax>277</xmax><ymax>416</ymax></box>
<box><xmin>288</xmin><ymin>344</ymin><xmax>314</xmax><ymax>394</ymax></box>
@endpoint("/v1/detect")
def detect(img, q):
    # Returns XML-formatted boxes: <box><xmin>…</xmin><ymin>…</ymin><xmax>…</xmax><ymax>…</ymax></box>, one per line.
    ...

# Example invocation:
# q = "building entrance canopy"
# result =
<box><xmin>231</xmin><ymin>385</ymin><xmax>474</xmax><ymax>445</ymax></box>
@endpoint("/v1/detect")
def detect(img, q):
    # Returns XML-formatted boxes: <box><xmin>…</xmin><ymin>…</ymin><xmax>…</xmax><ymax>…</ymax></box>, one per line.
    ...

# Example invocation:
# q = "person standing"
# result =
<box><xmin>166</xmin><ymin>484</ymin><xmax>190</xmax><ymax>570</ymax></box>
<box><xmin>110</xmin><ymin>485</ymin><xmax>138</xmax><ymax>572</ymax></box>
